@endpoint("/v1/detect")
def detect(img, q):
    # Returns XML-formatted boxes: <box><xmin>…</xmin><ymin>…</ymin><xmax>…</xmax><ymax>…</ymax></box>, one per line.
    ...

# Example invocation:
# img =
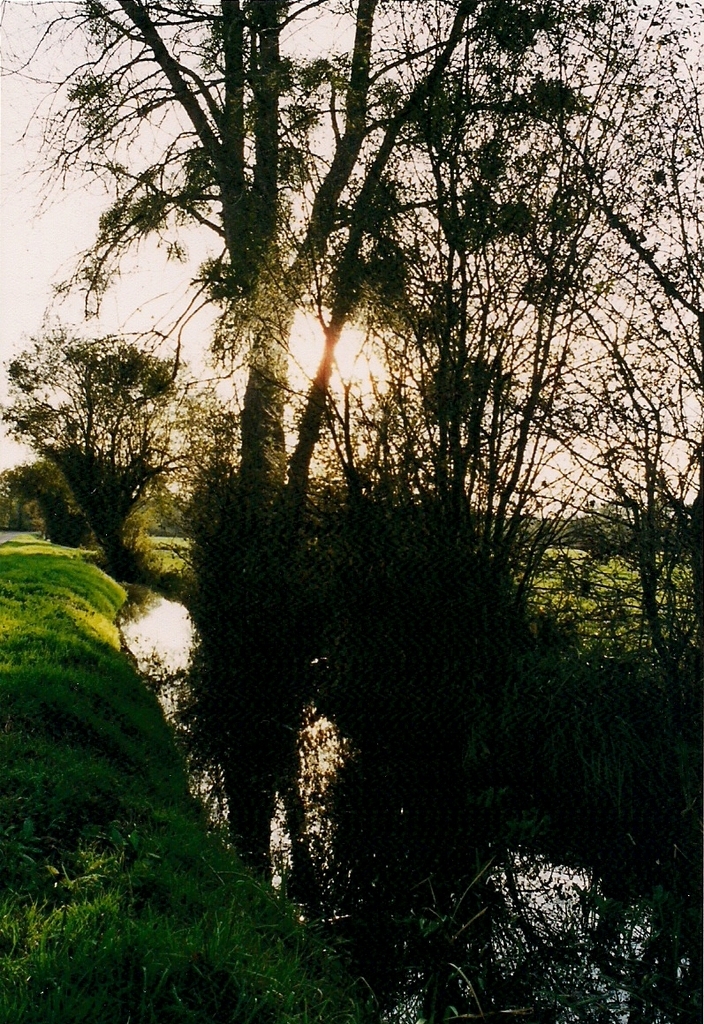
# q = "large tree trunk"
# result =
<box><xmin>226</xmin><ymin>1</ymin><xmax>288</xmax><ymax>499</ymax></box>
<box><xmin>101</xmin><ymin>529</ymin><xmax>142</xmax><ymax>583</ymax></box>
<box><xmin>239</xmin><ymin>323</ymin><xmax>289</xmax><ymax>500</ymax></box>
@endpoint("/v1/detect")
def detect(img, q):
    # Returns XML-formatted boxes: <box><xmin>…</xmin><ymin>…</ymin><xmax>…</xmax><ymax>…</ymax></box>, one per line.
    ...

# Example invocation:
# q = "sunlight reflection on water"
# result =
<box><xmin>119</xmin><ymin>588</ymin><xmax>194</xmax><ymax>675</ymax></box>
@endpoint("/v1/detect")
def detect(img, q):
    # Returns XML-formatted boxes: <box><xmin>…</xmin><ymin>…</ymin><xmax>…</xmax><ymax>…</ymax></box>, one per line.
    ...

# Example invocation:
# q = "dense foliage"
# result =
<box><xmin>182</xmin><ymin>482</ymin><xmax>701</xmax><ymax>1020</ymax></box>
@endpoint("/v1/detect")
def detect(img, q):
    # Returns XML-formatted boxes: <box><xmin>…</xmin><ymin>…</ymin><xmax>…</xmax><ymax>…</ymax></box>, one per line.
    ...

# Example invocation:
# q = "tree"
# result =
<box><xmin>351</xmin><ymin>55</ymin><xmax>595</xmax><ymax>555</ymax></box>
<box><xmin>14</xmin><ymin>0</ymin><xmax>573</xmax><ymax>867</ymax></box>
<box><xmin>3</xmin><ymin>331</ymin><xmax>187</xmax><ymax>580</ymax></box>
<box><xmin>270</xmin><ymin>25</ymin><xmax>599</xmax><ymax>1012</ymax></box>
<box><xmin>0</xmin><ymin>460</ymin><xmax>92</xmax><ymax>547</ymax></box>
<box><xmin>9</xmin><ymin>1</ymin><xmax>504</xmax><ymax>867</ymax></box>
<box><xmin>0</xmin><ymin>469</ymin><xmax>43</xmax><ymax>532</ymax></box>
<box><xmin>256</xmin><ymin>6</ymin><xmax>702</xmax><ymax>1015</ymax></box>
<box><xmin>544</xmin><ymin>0</ymin><xmax>704</xmax><ymax>667</ymax></box>
<box><xmin>20</xmin><ymin>0</ymin><xmax>485</xmax><ymax>506</ymax></box>
<box><xmin>508</xmin><ymin>11</ymin><xmax>703</xmax><ymax>1010</ymax></box>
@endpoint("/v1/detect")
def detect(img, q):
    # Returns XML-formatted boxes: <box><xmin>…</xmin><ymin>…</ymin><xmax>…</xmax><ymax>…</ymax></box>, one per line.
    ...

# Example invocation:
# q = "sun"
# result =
<box><xmin>287</xmin><ymin>310</ymin><xmax>386</xmax><ymax>396</ymax></box>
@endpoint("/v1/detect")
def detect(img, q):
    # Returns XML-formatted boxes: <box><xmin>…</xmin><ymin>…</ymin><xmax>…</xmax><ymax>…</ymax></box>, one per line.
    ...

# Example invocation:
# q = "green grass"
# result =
<box><xmin>0</xmin><ymin>538</ymin><xmax>367</xmax><ymax>1023</ymax></box>
<box><xmin>528</xmin><ymin>547</ymin><xmax>690</xmax><ymax>651</ymax></box>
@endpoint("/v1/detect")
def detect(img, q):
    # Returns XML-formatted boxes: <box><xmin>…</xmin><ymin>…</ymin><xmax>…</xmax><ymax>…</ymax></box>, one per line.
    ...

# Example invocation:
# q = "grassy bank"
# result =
<box><xmin>0</xmin><ymin>538</ymin><xmax>366</xmax><ymax>1023</ymax></box>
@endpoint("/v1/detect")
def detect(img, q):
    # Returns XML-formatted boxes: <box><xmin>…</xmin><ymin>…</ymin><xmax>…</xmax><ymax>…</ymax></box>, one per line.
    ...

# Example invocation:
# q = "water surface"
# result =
<box><xmin>119</xmin><ymin>586</ymin><xmax>194</xmax><ymax>676</ymax></box>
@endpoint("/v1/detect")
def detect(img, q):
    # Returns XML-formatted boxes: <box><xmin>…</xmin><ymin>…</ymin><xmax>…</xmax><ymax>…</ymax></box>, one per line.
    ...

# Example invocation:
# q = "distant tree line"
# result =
<box><xmin>0</xmin><ymin>460</ymin><xmax>91</xmax><ymax>544</ymax></box>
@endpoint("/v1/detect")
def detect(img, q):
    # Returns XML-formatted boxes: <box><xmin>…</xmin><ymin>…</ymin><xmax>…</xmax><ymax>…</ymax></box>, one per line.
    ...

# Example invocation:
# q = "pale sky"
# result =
<box><xmin>0</xmin><ymin>2</ymin><xmax>224</xmax><ymax>469</ymax></box>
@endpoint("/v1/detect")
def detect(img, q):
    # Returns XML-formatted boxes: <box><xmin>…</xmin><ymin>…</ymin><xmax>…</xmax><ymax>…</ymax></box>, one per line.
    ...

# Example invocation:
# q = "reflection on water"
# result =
<box><xmin>119</xmin><ymin>591</ymin><xmax>346</xmax><ymax>864</ymax></box>
<box><xmin>118</xmin><ymin>588</ymin><xmax>226</xmax><ymax>818</ymax></box>
<box><xmin>271</xmin><ymin>704</ymin><xmax>348</xmax><ymax>887</ymax></box>
<box><xmin>118</xmin><ymin>592</ymin><xmax>650</xmax><ymax>1017</ymax></box>
<box><xmin>119</xmin><ymin>586</ymin><xmax>194</xmax><ymax>676</ymax></box>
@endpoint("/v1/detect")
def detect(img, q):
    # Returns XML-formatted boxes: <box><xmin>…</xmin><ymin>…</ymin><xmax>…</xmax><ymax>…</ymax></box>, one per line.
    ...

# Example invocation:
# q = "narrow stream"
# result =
<box><xmin>118</xmin><ymin>586</ymin><xmax>194</xmax><ymax>675</ymax></box>
<box><xmin>117</xmin><ymin>591</ymin><xmax>646</xmax><ymax>1018</ymax></box>
<box><xmin>118</xmin><ymin>587</ymin><xmax>342</xmax><ymax>877</ymax></box>
<box><xmin>118</xmin><ymin>585</ymin><xmax>194</xmax><ymax>716</ymax></box>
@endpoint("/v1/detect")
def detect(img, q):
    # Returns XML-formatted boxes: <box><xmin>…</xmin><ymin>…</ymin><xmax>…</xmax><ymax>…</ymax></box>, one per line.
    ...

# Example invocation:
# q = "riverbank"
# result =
<box><xmin>0</xmin><ymin>538</ymin><xmax>366</xmax><ymax>1023</ymax></box>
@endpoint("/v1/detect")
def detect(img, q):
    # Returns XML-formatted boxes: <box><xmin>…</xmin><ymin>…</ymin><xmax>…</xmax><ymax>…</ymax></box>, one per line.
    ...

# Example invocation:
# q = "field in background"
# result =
<box><xmin>529</xmin><ymin>546</ymin><xmax>694</xmax><ymax>651</ymax></box>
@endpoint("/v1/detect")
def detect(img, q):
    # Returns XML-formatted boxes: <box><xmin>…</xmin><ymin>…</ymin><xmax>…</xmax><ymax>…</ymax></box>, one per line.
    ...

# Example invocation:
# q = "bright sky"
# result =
<box><xmin>0</xmin><ymin>1</ymin><xmax>216</xmax><ymax>467</ymax></box>
<box><xmin>0</xmin><ymin>1</ymin><xmax>375</xmax><ymax>472</ymax></box>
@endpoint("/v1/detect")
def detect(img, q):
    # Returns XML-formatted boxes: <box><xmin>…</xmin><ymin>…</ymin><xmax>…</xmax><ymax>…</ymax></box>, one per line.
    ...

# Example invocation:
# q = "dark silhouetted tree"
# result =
<box><xmin>0</xmin><ymin>460</ymin><xmax>92</xmax><ymax>547</ymax></box>
<box><xmin>4</xmin><ymin>331</ymin><xmax>187</xmax><ymax>580</ymax></box>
